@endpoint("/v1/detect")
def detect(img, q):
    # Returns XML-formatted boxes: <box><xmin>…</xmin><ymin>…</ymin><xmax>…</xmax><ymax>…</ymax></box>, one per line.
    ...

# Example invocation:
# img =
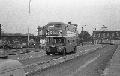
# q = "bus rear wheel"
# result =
<box><xmin>46</xmin><ymin>52</ymin><xmax>50</xmax><ymax>55</ymax></box>
<box><xmin>62</xmin><ymin>48</ymin><xmax>66</xmax><ymax>55</ymax></box>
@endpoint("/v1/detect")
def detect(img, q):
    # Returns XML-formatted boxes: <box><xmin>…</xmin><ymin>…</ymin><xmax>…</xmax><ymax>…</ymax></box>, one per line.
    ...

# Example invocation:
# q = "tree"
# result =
<box><xmin>78</xmin><ymin>31</ymin><xmax>91</xmax><ymax>42</ymax></box>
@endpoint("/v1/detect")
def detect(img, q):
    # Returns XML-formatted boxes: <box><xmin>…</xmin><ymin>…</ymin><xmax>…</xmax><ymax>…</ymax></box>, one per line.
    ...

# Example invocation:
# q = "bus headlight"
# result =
<box><xmin>58</xmin><ymin>47</ymin><xmax>62</xmax><ymax>50</ymax></box>
<box><xmin>58</xmin><ymin>47</ymin><xmax>63</xmax><ymax>52</ymax></box>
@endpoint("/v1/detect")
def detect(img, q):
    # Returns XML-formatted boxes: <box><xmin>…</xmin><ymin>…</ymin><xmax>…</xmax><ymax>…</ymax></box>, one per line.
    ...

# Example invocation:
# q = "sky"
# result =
<box><xmin>0</xmin><ymin>0</ymin><xmax>120</xmax><ymax>35</ymax></box>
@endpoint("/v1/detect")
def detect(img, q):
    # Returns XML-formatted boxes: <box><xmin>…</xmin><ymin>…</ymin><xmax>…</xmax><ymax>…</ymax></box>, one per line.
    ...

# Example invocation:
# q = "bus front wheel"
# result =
<box><xmin>62</xmin><ymin>48</ymin><xmax>66</xmax><ymax>55</ymax></box>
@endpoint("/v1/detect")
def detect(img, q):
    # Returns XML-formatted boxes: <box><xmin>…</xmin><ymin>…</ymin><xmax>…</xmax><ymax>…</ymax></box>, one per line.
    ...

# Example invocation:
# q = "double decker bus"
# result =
<box><xmin>44</xmin><ymin>22</ymin><xmax>78</xmax><ymax>55</ymax></box>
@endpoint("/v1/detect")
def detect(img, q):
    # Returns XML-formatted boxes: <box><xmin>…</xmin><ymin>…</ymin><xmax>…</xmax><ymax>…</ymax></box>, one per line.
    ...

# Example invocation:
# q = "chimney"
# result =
<box><xmin>68</xmin><ymin>22</ymin><xmax>71</xmax><ymax>25</ymax></box>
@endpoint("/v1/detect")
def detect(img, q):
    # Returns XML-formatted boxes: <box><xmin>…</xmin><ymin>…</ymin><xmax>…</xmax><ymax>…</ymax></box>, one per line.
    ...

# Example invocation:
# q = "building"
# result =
<box><xmin>37</xmin><ymin>26</ymin><xmax>46</xmax><ymax>37</ymax></box>
<box><xmin>92</xmin><ymin>25</ymin><xmax>120</xmax><ymax>44</ymax></box>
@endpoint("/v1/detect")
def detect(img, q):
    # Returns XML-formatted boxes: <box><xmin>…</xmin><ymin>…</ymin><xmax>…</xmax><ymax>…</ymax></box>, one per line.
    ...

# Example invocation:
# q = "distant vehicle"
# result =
<box><xmin>44</xmin><ymin>22</ymin><xmax>78</xmax><ymax>55</ymax></box>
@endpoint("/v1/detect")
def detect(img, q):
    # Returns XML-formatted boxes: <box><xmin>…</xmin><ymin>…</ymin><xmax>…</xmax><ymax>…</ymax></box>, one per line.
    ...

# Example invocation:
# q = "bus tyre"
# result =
<box><xmin>46</xmin><ymin>52</ymin><xmax>50</xmax><ymax>55</ymax></box>
<box><xmin>63</xmin><ymin>48</ymin><xmax>66</xmax><ymax>55</ymax></box>
<box><xmin>73</xmin><ymin>46</ymin><xmax>77</xmax><ymax>53</ymax></box>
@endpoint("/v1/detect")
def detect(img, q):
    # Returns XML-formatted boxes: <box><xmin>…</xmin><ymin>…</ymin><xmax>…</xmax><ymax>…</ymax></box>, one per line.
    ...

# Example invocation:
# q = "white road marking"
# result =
<box><xmin>74</xmin><ymin>54</ymin><xmax>100</xmax><ymax>73</ymax></box>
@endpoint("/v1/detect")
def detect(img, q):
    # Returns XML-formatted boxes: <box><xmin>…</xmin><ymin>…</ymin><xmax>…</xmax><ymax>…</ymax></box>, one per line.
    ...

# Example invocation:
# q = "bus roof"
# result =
<box><xmin>47</xmin><ymin>22</ymin><xmax>66</xmax><ymax>25</ymax></box>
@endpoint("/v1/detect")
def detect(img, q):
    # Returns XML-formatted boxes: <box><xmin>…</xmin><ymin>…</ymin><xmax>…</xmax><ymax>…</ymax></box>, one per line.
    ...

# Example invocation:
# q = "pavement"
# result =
<box><xmin>103</xmin><ymin>45</ymin><xmax>120</xmax><ymax>76</ymax></box>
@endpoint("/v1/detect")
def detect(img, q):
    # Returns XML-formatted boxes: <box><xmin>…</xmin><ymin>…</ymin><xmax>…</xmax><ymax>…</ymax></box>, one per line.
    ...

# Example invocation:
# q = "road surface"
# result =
<box><xmin>28</xmin><ymin>44</ymin><xmax>118</xmax><ymax>76</ymax></box>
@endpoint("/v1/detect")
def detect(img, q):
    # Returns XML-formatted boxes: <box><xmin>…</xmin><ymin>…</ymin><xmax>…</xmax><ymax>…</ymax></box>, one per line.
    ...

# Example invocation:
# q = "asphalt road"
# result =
<box><xmin>28</xmin><ymin>44</ymin><xmax>118</xmax><ymax>76</ymax></box>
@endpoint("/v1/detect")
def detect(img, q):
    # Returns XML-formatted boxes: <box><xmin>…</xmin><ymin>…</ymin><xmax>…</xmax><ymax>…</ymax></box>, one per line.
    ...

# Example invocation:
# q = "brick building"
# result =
<box><xmin>92</xmin><ymin>25</ymin><xmax>120</xmax><ymax>44</ymax></box>
<box><xmin>92</xmin><ymin>26</ymin><xmax>120</xmax><ymax>44</ymax></box>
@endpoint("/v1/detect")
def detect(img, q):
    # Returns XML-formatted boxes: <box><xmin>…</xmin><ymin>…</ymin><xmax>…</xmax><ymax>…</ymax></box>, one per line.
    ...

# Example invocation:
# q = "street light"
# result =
<box><xmin>28</xmin><ymin>0</ymin><xmax>32</xmax><ymax>47</ymax></box>
<box><xmin>81</xmin><ymin>25</ymin><xmax>86</xmax><ymax>46</ymax></box>
<box><xmin>29</xmin><ymin>0</ymin><xmax>31</xmax><ymax>14</ymax></box>
<box><xmin>0</xmin><ymin>24</ymin><xmax>1</xmax><ymax>40</ymax></box>
<box><xmin>0</xmin><ymin>24</ymin><xmax>4</xmax><ymax>40</ymax></box>
<box><xmin>92</xmin><ymin>27</ymin><xmax>96</xmax><ymax>45</ymax></box>
<box><xmin>28</xmin><ymin>27</ymin><xmax>30</xmax><ymax>47</ymax></box>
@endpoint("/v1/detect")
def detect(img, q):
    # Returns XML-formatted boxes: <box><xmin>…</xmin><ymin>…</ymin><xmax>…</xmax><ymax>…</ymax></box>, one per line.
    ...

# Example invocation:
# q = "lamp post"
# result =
<box><xmin>81</xmin><ymin>27</ymin><xmax>83</xmax><ymax>46</ymax></box>
<box><xmin>0</xmin><ymin>24</ymin><xmax>1</xmax><ymax>40</ymax></box>
<box><xmin>81</xmin><ymin>25</ymin><xmax>86</xmax><ymax>46</ymax></box>
<box><xmin>29</xmin><ymin>0</ymin><xmax>31</xmax><ymax>14</ymax></box>
<box><xmin>92</xmin><ymin>28</ymin><xmax>96</xmax><ymax>45</ymax></box>
<box><xmin>0</xmin><ymin>24</ymin><xmax>4</xmax><ymax>40</ymax></box>
<box><xmin>28</xmin><ymin>27</ymin><xmax>30</xmax><ymax>48</ymax></box>
<box><xmin>28</xmin><ymin>0</ymin><xmax>32</xmax><ymax>47</ymax></box>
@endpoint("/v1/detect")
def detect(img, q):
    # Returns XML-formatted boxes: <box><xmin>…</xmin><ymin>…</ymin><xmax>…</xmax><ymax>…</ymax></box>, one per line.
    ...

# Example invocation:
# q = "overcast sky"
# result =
<box><xmin>0</xmin><ymin>0</ymin><xmax>120</xmax><ymax>35</ymax></box>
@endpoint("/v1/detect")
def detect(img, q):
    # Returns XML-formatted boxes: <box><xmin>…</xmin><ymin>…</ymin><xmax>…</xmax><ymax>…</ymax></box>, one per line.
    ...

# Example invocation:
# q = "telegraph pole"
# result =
<box><xmin>28</xmin><ymin>0</ymin><xmax>31</xmax><ymax>47</ymax></box>
<box><xmin>28</xmin><ymin>27</ymin><xmax>30</xmax><ymax>47</ymax></box>
<box><xmin>81</xmin><ymin>25</ymin><xmax>86</xmax><ymax>46</ymax></box>
<box><xmin>0</xmin><ymin>24</ymin><xmax>1</xmax><ymax>40</ymax></box>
